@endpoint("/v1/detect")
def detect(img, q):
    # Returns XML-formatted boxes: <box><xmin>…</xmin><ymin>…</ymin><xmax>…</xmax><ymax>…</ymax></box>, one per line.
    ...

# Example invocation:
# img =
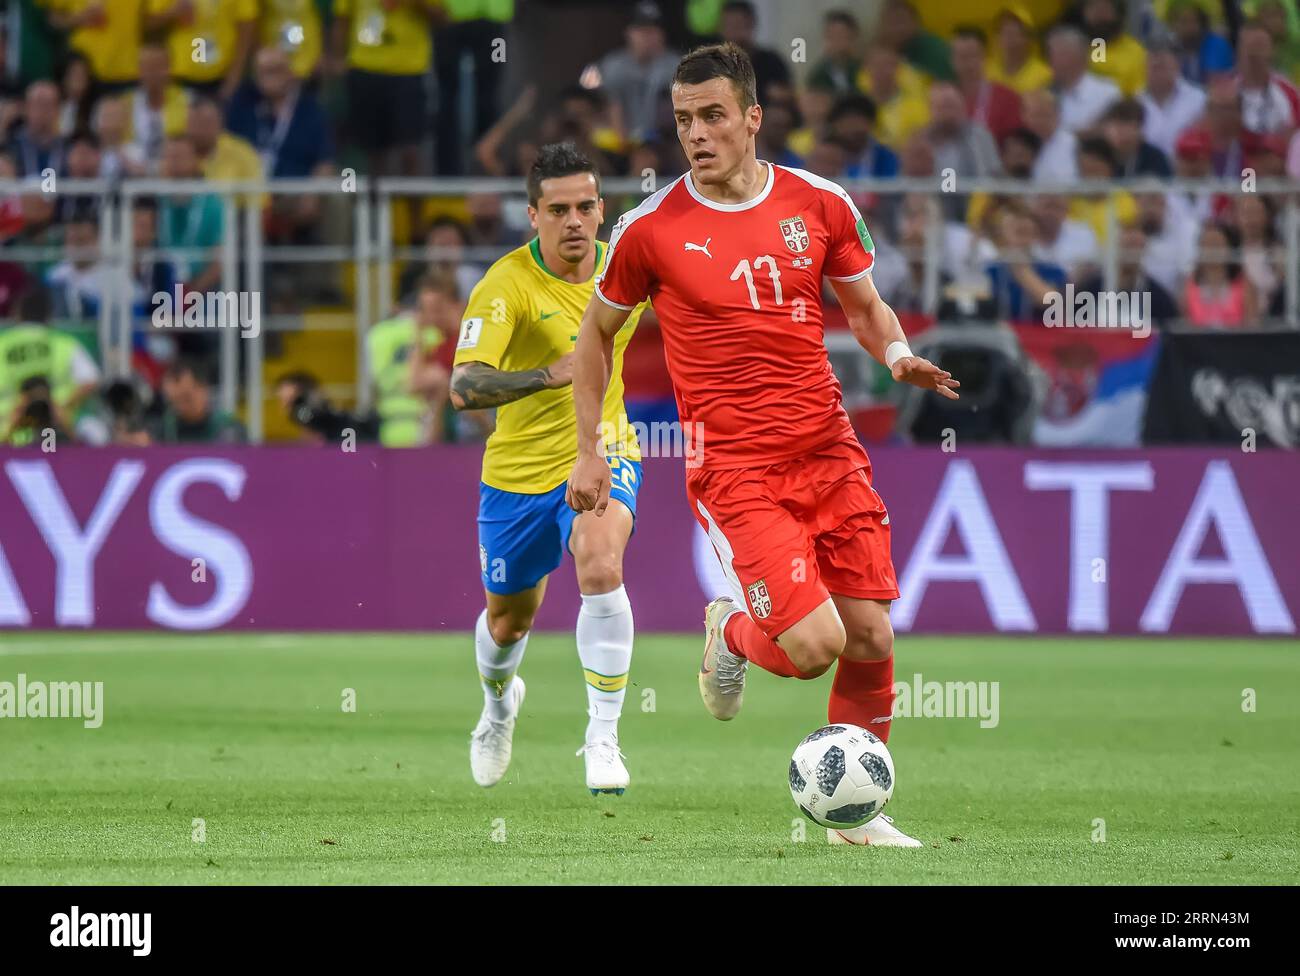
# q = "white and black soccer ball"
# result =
<box><xmin>788</xmin><ymin>724</ymin><xmax>894</xmax><ymax>829</ymax></box>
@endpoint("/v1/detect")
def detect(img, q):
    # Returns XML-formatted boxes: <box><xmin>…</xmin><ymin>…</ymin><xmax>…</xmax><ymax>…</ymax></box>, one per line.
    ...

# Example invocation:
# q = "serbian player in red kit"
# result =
<box><xmin>567</xmin><ymin>44</ymin><xmax>959</xmax><ymax>847</ymax></box>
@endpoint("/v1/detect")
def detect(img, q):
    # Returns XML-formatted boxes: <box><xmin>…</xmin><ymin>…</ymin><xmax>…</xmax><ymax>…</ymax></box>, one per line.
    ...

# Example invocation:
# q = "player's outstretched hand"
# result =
<box><xmin>567</xmin><ymin>452</ymin><xmax>612</xmax><ymax>515</ymax></box>
<box><xmin>891</xmin><ymin>356</ymin><xmax>961</xmax><ymax>400</ymax></box>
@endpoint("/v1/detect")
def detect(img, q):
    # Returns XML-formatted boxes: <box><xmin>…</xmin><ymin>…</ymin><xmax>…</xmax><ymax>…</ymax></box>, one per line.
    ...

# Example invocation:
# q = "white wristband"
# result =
<box><xmin>884</xmin><ymin>340</ymin><xmax>913</xmax><ymax>370</ymax></box>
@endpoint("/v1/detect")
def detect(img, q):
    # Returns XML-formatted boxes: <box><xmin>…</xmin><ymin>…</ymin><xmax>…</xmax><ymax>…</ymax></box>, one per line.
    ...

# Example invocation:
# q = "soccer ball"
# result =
<box><xmin>788</xmin><ymin>724</ymin><xmax>894</xmax><ymax>829</ymax></box>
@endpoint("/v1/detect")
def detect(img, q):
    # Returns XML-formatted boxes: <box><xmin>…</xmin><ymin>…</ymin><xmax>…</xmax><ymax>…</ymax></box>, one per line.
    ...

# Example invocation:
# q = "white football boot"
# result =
<box><xmin>469</xmin><ymin>676</ymin><xmax>526</xmax><ymax>787</ymax></box>
<box><xmin>699</xmin><ymin>596</ymin><xmax>747</xmax><ymax>720</ymax></box>
<box><xmin>826</xmin><ymin>815</ymin><xmax>924</xmax><ymax>848</ymax></box>
<box><xmin>576</xmin><ymin>735</ymin><xmax>629</xmax><ymax>796</ymax></box>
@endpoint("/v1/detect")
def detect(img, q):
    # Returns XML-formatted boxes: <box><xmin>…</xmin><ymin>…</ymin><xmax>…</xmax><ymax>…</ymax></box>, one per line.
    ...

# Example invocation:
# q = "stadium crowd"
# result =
<box><xmin>0</xmin><ymin>0</ymin><xmax>1297</xmax><ymax>447</ymax></box>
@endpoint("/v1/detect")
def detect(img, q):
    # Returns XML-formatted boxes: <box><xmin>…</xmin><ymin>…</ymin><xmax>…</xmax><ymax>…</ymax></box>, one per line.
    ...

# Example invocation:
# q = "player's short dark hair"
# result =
<box><xmin>828</xmin><ymin>93</ymin><xmax>878</xmax><ymax>126</ymax></box>
<box><xmin>527</xmin><ymin>141</ymin><xmax>600</xmax><ymax>206</ymax></box>
<box><xmin>952</xmin><ymin>25</ymin><xmax>987</xmax><ymax>47</ymax></box>
<box><xmin>674</xmin><ymin>42</ymin><xmax>758</xmax><ymax>111</ymax></box>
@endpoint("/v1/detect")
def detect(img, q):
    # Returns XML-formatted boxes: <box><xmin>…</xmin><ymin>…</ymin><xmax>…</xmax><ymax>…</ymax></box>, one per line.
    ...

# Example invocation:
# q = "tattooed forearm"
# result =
<box><xmin>450</xmin><ymin>362</ymin><xmax>553</xmax><ymax>410</ymax></box>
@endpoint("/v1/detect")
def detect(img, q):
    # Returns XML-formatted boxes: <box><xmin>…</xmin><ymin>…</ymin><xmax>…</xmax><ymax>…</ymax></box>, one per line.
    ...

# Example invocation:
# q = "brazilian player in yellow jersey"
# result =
<box><xmin>451</xmin><ymin>143</ymin><xmax>646</xmax><ymax>796</ymax></box>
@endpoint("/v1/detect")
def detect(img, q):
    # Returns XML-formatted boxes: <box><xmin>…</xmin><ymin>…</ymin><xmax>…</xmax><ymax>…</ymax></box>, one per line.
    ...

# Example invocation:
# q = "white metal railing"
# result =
<box><xmin>1</xmin><ymin>175</ymin><xmax>1296</xmax><ymax>442</ymax></box>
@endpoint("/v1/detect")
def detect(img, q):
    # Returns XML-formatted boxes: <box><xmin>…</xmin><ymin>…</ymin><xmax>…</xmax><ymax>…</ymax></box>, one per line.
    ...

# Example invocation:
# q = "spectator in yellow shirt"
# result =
<box><xmin>259</xmin><ymin>0</ymin><xmax>324</xmax><ymax>80</ymax></box>
<box><xmin>187</xmin><ymin>96</ymin><xmax>265</xmax><ymax>206</ymax></box>
<box><xmin>987</xmin><ymin>6</ymin><xmax>1053</xmax><ymax>94</ymax></box>
<box><xmin>45</xmin><ymin>0</ymin><xmax>143</xmax><ymax>90</ymax></box>
<box><xmin>857</xmin><ymin>44</ymin><xmax>930</xmax><ymax>150</ymax></box>
<box><xmin>1081</xmin><ymin>0</ymin><xmax>1147</xmax><ymax>96</ymax></box>
<box><xmin>145</xmin><ymin>0</ymin><xmax>257</xmax><ymax>101</ymax></box>
<box><xmin>330</xmin><ymin>0</ymin><xmax>444</xmax><ymax>178</ymax></box>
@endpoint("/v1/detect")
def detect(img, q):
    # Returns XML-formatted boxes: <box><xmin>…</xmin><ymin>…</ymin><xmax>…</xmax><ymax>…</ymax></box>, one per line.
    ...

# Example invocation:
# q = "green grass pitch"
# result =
<box><xmin>0</xmin><ymin>632</ymin><xmax>1297</xmax><ymax>885</ymax></box>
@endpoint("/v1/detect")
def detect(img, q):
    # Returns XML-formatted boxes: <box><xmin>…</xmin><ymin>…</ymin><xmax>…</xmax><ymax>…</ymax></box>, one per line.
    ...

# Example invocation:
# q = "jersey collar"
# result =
<box><xmin>682</xmin><ymin>159</ymin><xmax>774</xmax><ymax>212</ymax></box>
<box><xmin>528</xmin><ymin>236</ymin><xmax>605</xmax><ymax>283</ymax></box>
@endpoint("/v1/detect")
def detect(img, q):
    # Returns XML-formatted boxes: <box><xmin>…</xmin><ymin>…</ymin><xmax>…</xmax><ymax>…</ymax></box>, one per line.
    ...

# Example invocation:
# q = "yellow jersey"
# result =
<box><xmin>56</xmin><ymin>0</ymin><xmax>143</xmax><ymax>84</ymax></box>
<box><xmin>259</xmin><ymin>0</ymin><xmax>323</xmax><ymax>79</ymax></box>
<box><xmin>335</xmin><ymin>0</ymin><xmax>437</xmax><ymax>76</ymax></box>
<box><xmin>202</xmin><ymin>131</ymin><xmax>263</xmax><ymax>182</ymax></box>
<box><xmin>454</xmin><ymin>238</ymin><xmax>644</xmax><ymax>494</ymax></box>
<box><xmin>148</xmin><ymin>0</ymin><xmax>258</xmax><ymax>83</ymax></box>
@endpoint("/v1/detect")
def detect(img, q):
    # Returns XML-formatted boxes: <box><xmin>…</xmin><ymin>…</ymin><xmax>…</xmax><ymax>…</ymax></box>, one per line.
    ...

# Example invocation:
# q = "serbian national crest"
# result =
<box><xmin>747</xmin><ymin>579</ymin><xmax>772</xmax><ymax>619</ymax></box>
<box><xmin>779</xmin><ymin>216</ymin><xmax>809</xmax><ymax>254</ymax></box>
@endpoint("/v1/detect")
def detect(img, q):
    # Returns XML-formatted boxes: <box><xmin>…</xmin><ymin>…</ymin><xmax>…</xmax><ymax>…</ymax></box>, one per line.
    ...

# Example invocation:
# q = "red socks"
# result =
<box><xmin>723</xmin><ymin>612</ymin><xmax>809</xmax><ymax>679</ymax></box>
<box><xmin>828</xmin><ymin>656</ymin><xmax>895</xmax><ymax>743</ymax></box>
<box><xmin>723</xmin><ymin>611</ymin><xmax>898</xmax><ymax>743</ymax></box>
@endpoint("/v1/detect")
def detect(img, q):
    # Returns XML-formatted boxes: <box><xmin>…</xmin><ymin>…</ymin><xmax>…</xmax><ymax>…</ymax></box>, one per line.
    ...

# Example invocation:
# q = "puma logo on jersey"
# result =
<box><xmin>684</xmin><ymin>238</ymin><xmax>712</xmax><ymax>258</ymax></box>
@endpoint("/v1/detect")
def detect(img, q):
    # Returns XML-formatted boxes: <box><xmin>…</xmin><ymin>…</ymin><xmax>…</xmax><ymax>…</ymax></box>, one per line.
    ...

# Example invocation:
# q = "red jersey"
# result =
<box><xmin>596</xmin><ymin>162</ymin><xmax>875</xmax><ymax>470</ymax></box>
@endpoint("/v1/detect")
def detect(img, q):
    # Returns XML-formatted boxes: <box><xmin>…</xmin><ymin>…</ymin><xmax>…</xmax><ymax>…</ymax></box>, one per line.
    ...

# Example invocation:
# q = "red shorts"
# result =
<box><xmin>687</xmin><ymin>433</ymin><xmax>900</xmax><ymax>638</ymax></box>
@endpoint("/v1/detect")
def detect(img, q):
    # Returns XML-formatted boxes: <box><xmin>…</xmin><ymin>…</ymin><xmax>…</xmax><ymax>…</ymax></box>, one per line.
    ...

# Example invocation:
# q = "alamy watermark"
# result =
<box><xmin>598</xmin><ymin>417</ymin><xmax>706</xmax><ymax>468</ymax></box>
<box><xmin>50</xmin><ymin>907</ymin><xmax>150</xmax><ymax>956</ymax></box>
<box><xmin>892</xmin><ymin>672</ymin><xmax>999</xmax><ymax>728</ymax></box>
<box><xmin>0</xmin><ymin>673</ymin><xmax>104</xmax><ymax>728</ymax></box>
<box><xmin>151</xmin><ymin>287</ymin><xmax>261</xmax><ymax>339</ymax></box>
<box><xmin>1043</xmin><ymin>285</ymin><xmax>1151</xmax><ymax>339</ymax></box>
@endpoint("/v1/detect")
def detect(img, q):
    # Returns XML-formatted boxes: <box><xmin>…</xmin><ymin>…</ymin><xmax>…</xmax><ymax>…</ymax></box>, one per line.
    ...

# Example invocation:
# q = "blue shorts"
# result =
<box><xmin>478</xmin><ymin>456</ymin><xmax>642</xmax><ymax>595</ymax></box>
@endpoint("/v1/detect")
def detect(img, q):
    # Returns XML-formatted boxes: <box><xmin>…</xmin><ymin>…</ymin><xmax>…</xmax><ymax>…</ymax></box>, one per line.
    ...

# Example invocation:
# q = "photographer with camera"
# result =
<box><xmin>0</xmin><ymin>286</ymin><xmax>101</xmax><ymax>446</ymax></box>
<box><xmin>2</xmin><ymin>374</ymin><xmax>73</xmax><ymax>447</ymax></box>
<box><xmin>275</xmin><ymin>370</ymin><xmax>380</xmax><ymax>445</ymax></box>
